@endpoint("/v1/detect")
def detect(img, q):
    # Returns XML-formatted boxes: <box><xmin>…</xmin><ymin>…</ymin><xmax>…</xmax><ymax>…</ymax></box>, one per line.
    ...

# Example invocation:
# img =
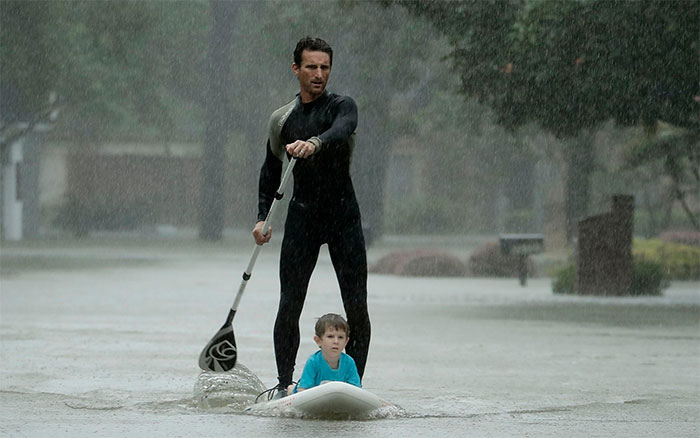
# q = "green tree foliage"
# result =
<box><xmin>403</xmin><ymin>0</ymin><xmax>699</xmax><ymax>237</ymax></box>
<box><xmin>626</xmin><ymin>123</ymin><xmax>700</xmax><ymax>231</ymax></box>
<box><xmin>400</xmin><ymin>0</ymin><xmax>522</xmax><ymax>128</ymax></box>
<box><xmin>1</xmin><ymin>1</ymin><xmax>55</xmax><ymax>119</ymax></box>
<box><xmin>1</xmin><ymin>0</ymin><xmax>208</xmax><ymax>141</ymax></box>
<box><xmin>405</xmin><ymin>0</ymin><xmax>698</xmax><ymax>134</ymax></box>
<box><xmin>511</xmin><ymin>0</ymin><xmax>698</xmax><ymax>134</ymax></box>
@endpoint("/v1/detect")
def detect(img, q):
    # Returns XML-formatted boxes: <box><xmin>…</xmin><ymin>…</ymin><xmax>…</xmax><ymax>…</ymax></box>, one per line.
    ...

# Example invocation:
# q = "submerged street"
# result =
<box><xmin>1</xmin><ymin>234</ymin><xmax>698</xmax><ymax>437</ymax></box>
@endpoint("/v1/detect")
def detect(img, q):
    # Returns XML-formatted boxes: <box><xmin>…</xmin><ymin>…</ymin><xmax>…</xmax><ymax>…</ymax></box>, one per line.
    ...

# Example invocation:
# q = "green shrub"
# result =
<box><xmin>633</xmin><ymin>238</ymin><xmax>700</xmax><ymax>280</ymax></box>
<box><xmin>551</xmin><ymin>259</ymin><xmax>670</xmax><ymax>296</ymax></box>
<box><xmin>551</xmin><ymin>264</ymin><xmax>576</xmax><ymax>294</ymax></box>
<box><xmin>630</xmin><ymin>259</ymin><xmax>670</xmax><ymax>296</ymax></box>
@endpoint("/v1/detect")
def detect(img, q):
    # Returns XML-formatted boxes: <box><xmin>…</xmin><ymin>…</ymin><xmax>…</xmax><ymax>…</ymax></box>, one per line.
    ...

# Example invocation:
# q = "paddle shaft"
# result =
<box><xmin>229</xmin><ymin>157</ymin><xmax>297</xmax><ymax>320</ymax></box>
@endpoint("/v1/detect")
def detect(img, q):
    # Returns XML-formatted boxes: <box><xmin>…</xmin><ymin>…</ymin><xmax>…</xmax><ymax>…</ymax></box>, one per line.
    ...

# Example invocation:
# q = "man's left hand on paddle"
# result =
<box><xmin>286</xmin><ymin>140</ymin><xmax>314</xmax><ymax>159</ymax></box>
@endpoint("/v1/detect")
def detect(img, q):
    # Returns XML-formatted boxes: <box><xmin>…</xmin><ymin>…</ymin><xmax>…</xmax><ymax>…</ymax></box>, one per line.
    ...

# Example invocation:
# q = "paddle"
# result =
<box><xmin>199</xmin><ymin>158</ymin><xmax>298</xmax><ymax>372</ymax></box>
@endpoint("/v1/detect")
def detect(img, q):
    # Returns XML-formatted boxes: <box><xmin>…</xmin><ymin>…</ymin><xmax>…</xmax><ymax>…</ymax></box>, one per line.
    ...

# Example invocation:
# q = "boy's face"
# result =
<box><xmin>314</xmin><ymin>326</ymin><xmax>349</xmax><ymax>361</ymax></box>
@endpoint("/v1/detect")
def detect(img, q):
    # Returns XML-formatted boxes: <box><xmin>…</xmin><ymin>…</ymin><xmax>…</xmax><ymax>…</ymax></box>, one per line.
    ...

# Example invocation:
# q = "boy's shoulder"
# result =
<box><xmin>340</xmin><ymin>352</ymin><xmax>359</xmax><ymax>372</ymax></box>
<box><xmin>340</xmin><ymin>351</ymin><xmax>355</xmax><ymax>362</ymax></box>
<box><xmin>307</xmin><ymin>350</ymin><xmax>325</xmax><ymax>364</ymax></box>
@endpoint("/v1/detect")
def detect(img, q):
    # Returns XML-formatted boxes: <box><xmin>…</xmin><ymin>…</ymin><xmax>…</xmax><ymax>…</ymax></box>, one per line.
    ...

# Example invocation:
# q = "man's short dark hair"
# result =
<box><xmin>294</xmin><ymin>37</ymin><xmax>333</xmax><ymax>67</ymax></box>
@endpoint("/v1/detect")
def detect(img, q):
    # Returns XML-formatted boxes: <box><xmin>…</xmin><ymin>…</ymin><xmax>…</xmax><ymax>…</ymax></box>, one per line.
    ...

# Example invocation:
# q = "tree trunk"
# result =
<box><xmin>504</xmin><ymin>138</ymin><xmax>536</xmax><ymax>232</ymax></box>
<box><xmin>354</xmin><ymin>104</ymin><xmax>390</xmax><ymax>247</ymax></box>
<box><xmin>565</xmin><ymin>131</ymin><xmax>594</xmax><ymax>242</ymax></box>
<box><xmin>199</xmin><ymin>1</ymin><xmax>236</xmax><ymax>241</ymax></box>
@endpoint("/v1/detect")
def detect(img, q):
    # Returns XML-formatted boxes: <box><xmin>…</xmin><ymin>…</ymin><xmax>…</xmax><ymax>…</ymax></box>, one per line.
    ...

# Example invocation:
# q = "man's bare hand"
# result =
<box><xmin>286</xmin><ymin>140</ymin><xmax>315</xmax><ymax>159</ymax></box>
<box><xmin>252</xmin><ymin>221</ymin><xmax>272</xmax><ymax>245</ymax></box>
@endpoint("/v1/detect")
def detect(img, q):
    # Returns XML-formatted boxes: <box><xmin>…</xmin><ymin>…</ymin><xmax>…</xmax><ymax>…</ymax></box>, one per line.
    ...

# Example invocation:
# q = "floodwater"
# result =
<box><xmin>1</xmin><ymin>233</ymin><xmax>699</xmax><ymax>437</ymax></box>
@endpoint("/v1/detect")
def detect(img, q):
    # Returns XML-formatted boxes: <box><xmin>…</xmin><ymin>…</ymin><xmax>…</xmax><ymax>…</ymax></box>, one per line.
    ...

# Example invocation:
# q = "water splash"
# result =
<box><xmin>365</xmin><ymin>403</ymin><xmax>407</xmax><ymax>420</ymax></box>
<box><xmin>192</xmin><ymin>362</ymin><xmax>266</xmax><ymax>411</ymax></box>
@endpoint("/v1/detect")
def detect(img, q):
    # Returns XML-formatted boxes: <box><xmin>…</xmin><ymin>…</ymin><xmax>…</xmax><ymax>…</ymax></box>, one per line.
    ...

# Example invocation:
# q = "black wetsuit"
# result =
<box><xmin>257</xmin><ymin>90</ymin><xmax>371</xmax><ymax>388</ymax></box>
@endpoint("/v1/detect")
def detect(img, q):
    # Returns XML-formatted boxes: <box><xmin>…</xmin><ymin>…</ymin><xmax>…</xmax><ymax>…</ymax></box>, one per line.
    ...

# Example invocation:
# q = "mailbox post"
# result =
<box><xmin>499</xmin><ymin>233</ymin><xmax>544</xmax><ymax>286</ymax></box>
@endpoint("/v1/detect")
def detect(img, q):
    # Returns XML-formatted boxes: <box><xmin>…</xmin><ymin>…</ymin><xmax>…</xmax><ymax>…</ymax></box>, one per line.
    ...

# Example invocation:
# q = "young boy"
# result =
<box><xmin>289</xmin><ymin>313</ymin><xmax>361</xmax><ymax>394</ymax></box>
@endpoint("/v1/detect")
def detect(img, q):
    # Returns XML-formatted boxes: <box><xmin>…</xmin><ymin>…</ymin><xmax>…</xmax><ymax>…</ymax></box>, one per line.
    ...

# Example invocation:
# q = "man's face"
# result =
<box><xmin>292</xmin><ymin>50</ymin><xmax>331</xmax><ymax>103</ymax></box>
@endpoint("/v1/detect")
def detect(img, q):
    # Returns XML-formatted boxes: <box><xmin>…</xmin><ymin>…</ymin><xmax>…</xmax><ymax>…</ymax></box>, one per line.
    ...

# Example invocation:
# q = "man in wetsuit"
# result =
<box><xmin>252</xmin><ymin>37</ymin><xmax>371</xmax><ymax>397</ymax></box>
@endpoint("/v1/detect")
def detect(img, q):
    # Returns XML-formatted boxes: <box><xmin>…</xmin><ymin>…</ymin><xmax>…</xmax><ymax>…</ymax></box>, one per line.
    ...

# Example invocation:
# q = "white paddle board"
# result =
<box><xmin>246</xmin><ymin>381</ymin><xmax>389</xmax><ymax>417</ymax></box>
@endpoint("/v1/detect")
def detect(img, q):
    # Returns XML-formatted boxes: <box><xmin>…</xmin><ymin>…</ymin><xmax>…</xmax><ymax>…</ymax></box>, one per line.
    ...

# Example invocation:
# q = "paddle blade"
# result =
<box><xmin>198</xmin><ymin>323</ymin><xmax>237</xmax><ymax>372</ymax></box>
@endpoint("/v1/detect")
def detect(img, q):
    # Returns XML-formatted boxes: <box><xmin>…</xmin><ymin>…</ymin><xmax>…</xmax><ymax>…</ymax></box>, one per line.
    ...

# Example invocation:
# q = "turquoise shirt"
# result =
<box><xmin>295</xmin><ymin>351</ymin><xmax>361</xmax><ymax>392</ymax></box>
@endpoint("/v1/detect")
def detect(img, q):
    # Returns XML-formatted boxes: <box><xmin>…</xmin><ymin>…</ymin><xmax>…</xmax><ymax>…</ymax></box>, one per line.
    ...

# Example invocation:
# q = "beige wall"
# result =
<box><xmin>39</xmin><ymin>144</ymin><xmax>69</xmax><ymax>208</ymax></box>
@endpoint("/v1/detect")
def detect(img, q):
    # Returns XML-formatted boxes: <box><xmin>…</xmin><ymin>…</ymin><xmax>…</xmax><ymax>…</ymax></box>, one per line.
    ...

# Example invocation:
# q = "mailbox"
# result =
<box><xmin>499</xmin><ymin>233</ymin><xmax>544</xmax><ymax>286</ymax></box>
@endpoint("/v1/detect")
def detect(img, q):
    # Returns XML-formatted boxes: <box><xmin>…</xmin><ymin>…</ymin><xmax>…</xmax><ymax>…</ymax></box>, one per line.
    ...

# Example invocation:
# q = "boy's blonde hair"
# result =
<box><xmin>315</xmin><ymin>313</ymin><xmax>350</xmax><ymax>337</ymax></box>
